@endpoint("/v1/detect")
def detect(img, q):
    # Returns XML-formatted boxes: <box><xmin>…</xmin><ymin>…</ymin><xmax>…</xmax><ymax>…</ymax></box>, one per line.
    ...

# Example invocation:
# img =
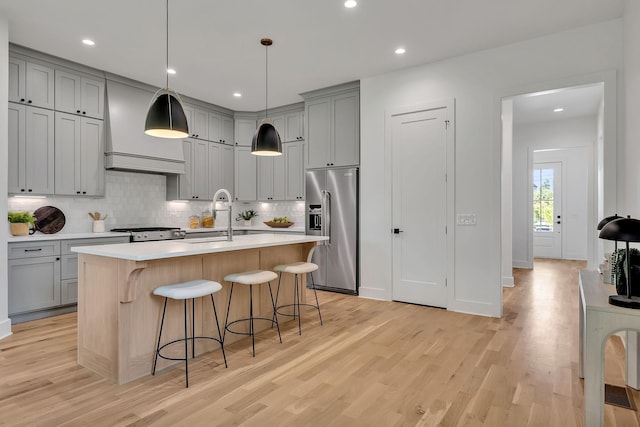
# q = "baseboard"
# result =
<box><xmin>502</xmin><ymin>276</ymin><xmax>515</xmax><ymax>288</ymax></box>
<box><xmin>0</xmin><ymin>317</ymin><xmax>12</xmax><ymax>340</ymax></box>
<box><xmin>358</xmin><ymin>286</ymin><xmax>389</xmax><ymax>301</ymax></box>
<box><xmin>513</xmin><ymin>260</ymin><xmax>532</xmax><ymax>269</ymax></box>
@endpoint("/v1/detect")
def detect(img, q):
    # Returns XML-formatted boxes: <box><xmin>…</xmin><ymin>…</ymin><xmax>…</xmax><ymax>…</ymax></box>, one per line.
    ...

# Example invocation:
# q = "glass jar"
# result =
<box><xmin>202</xmin><ymin>210</ymin><xmax>214</xmax><ymax>228</ymax></box>
<box><xmin>188</xmin><ymin>215</ymin><xmax>200</xmax><ymax>229</ymax></box>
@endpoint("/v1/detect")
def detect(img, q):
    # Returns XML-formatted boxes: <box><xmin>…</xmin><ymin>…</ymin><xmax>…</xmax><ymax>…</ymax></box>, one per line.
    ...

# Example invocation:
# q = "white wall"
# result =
<box><xmin>513</xmin><ymin>117</ymin><xmax>596</xmax><ymax>265</ymax></box>
<box><xmin>0</xmin><ymin>17</ymin><xmax>9</xmax><ymax>339</ymax></box>
<box><xmin>360</xmin><ymin>20</ymin><xmax>623</xmax><ymax>317</ymax></box>
<box><xmin>624</xmin><ymin>1</ymin><xmax>640</xmax><ymax>216</ymax></box>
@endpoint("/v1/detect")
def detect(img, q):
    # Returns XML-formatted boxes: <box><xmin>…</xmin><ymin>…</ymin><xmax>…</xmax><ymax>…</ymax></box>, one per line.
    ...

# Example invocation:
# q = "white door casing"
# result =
<box><xmin>391</xmin><ymin>104</ymin><xmax>450</xmax><ymax>308</ymax></box>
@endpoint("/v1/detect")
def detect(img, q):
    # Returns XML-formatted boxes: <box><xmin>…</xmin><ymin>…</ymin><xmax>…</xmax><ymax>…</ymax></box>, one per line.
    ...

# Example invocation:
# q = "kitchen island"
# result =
<box><xmin>72</xmin><ymin>234</ymin><xmax>328</xmax><ymax>384</ymax></box>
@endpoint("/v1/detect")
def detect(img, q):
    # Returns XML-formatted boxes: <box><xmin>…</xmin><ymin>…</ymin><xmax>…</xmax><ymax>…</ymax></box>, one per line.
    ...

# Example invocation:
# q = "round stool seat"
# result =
<box><xmin>224</xmin><ymin>270</ymin><xmax>278</xmax><ymax>285</ymax></box>
<box><xmin>153</xmin><ymin>280</ymin><xmax>222</xmax><ymax>300</ymax></box>
<box><xmin>273</xmin><ymin>262</ymin><xmax>318</xmax><ymax>275</ymax></box>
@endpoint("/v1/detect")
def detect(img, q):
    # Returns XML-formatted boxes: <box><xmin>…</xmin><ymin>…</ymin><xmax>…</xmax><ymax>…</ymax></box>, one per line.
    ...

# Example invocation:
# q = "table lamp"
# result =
<box><xmin>599</xmin><ymin>215</ymin><xmax>640</xmax><ymax>308</ymax></box>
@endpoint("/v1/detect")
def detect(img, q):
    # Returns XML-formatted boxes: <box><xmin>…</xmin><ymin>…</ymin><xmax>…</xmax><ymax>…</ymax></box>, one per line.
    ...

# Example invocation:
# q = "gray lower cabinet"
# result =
<box><xmin>8</xmin><ymin>241</ymin><xmax>61</xmax><ymax>315</ymax></box>
<box><xmin>8</xmin><ymin>236</ymin><xmax>129</xmax><ymax>322</ymax></box>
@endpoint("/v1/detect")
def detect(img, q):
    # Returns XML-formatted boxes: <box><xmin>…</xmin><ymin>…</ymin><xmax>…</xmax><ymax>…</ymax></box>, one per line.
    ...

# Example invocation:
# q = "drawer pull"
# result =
<box><xmin>24</xmin><ymin>248</ymin><xmax>43</xmax><ymax>252</ymax></box>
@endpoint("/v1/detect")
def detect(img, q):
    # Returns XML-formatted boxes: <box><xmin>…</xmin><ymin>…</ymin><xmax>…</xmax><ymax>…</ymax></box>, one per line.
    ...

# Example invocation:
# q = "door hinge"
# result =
<box><xmin>445</xmin><ymin>120</ymin><xmax>450</xmax><ymax>129</ymax></box>
<box><xmin>445</xmin><ymin>226</ymin><xmax>447</xmax><ymax>234</ymax></box>
<box><xmin>445</xmin><ymin>278</ymin><xmax>448</xmax><ymax>287</ymax></box>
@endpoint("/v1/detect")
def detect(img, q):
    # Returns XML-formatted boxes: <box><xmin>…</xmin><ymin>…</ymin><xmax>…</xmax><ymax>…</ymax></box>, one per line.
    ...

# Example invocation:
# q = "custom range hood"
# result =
<box><xmin>105</xmin><ymin>76</ymin><xmax>185</xmax><ymax>174</ymax></box>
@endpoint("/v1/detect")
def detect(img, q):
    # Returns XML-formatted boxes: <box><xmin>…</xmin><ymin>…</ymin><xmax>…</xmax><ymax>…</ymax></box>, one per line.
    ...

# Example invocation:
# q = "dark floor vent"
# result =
<box><xmin>605</xmin><ymin>383</ymin><xmax>636</xmax><ymax>410</ymax></box>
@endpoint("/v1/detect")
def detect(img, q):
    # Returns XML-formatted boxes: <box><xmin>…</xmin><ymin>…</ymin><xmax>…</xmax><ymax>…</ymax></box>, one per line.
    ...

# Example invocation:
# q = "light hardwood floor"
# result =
<box><xmin>0</xmin><ymin>259</ymin><xmax>638</xmax><ymax>426</ymax></box>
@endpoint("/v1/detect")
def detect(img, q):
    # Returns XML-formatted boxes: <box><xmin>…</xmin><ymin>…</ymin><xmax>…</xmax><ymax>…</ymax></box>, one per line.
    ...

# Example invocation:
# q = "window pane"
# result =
<box><xmin>533</xmin><ymin>167</ymin><xmax>554</xmax><ymax>232</ymax></box>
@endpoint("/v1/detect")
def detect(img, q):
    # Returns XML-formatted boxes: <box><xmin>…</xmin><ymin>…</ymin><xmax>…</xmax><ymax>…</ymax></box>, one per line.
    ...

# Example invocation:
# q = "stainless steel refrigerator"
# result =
<box><xmin>306</xmin><ymin>167</ymin><xmax>358</xmax><ymax>294</ymax></box>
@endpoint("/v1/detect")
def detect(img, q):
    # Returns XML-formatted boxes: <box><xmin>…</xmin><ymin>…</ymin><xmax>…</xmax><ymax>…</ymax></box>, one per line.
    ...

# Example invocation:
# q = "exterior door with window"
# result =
<box><xmin>533</xmin><ymin>162</ymin><xmax>562</xmax><ymax>258</ymax></box>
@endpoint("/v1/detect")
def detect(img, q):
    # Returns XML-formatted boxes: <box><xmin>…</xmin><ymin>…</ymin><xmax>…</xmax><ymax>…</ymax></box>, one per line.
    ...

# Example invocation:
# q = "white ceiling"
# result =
<box><xmin>513</xmin><ymin>83</ymin><xmax>604</xmax><ymax>125</ymax></box>
<box><xmin>0</xmin><ymin>0</ymin><xmax>625</xmax><ymax>111</ymax></box>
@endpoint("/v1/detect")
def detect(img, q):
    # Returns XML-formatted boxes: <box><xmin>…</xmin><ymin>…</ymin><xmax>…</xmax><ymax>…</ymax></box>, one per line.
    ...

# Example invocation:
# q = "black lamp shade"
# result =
<box><xmin>145</xmin><ymin>92</ymin><xmax>189</xmax><ymax>139</ymax></box>
<box><xmin>599</xmin><ymin>217</ymin><xmax>640</xmax><ymax>242</ymax></box>
<box><xmin>251</xmin><ymin>122</ymin><xmax>282</xmax><ymax>156</ymax></box>
<box><xmin>597</xmin><ymin>214</ymin><xmax>623</xmax><ymax>230</ymax></box>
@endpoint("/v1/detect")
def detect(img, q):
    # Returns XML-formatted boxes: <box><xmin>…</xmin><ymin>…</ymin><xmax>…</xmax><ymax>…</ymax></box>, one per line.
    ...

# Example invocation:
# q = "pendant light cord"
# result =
<box><xmin>165</xmin><ymin>0</ymin><xmax>169</xmax><ymax>89</ymax></box>
<box><xmin>265</xmin><ymin>43</ymin><xmax>268</xmax><ymax>119</ymax></box>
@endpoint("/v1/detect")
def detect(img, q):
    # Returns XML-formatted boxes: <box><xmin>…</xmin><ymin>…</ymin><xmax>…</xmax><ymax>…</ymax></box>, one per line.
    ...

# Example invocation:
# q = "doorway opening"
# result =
<box><xmin>500</xmin><ymin>71</ymin><xmax>616</xmax><ymax>291</ymax></box>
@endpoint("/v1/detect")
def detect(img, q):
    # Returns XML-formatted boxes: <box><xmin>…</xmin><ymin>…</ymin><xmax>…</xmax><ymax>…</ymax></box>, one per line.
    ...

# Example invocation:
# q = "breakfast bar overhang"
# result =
<box><xmin>72</xmin><ymin>234</ymin><xmax>328</xmax><ymax>384</ymax></box>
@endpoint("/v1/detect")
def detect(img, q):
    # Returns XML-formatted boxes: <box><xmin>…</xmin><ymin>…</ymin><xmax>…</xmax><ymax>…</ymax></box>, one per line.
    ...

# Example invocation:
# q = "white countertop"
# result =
<box><xmin>71</xmin><ymin>233</ymin><xmax>328</xmax><ymax>261</ymax></box>
<box><xmin>186</xmin><ymin>225</ymin><xmax>305</xmax><ymax>233</ymax></box>
<box><xmin>8</xmin><ymin>231</ymin><xmax>132</xmax><ymax>243</ymax></box>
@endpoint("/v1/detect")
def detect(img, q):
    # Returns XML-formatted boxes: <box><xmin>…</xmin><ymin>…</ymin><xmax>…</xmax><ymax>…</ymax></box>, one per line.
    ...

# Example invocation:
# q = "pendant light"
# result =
<box><xmin>144</xmin><ymin>0</ymin><xmax>189</xmax><ymax>139</ymax></box>
<box><xmin>251</xmin><ymin>38</ymin><xmax>282</xmax><ymax>156</ymax></box>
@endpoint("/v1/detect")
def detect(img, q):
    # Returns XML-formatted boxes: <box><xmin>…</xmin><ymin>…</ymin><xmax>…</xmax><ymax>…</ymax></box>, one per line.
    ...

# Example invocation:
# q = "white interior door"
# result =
<box><xmin>533</xmin><ymin>162</ymin><xmax>562</xmax><ymax>258</ymax></box>
<box><xmin>392</xmin><ymin>106</ymin><xmax>448</xmax><ymax>308</ymax></box>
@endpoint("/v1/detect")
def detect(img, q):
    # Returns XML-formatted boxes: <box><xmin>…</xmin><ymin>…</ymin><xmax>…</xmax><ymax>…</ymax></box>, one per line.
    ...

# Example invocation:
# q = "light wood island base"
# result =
<box><xmin>78</xmin><ymin>242</ymin><xmax>316</xmax><ymax>384</ymax></box>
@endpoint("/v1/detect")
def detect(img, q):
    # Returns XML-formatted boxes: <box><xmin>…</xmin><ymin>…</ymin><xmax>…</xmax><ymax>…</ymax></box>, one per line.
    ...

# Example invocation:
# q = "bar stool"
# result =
<box><xmin>152</xmin><ymin>279</ymin><xmax>227</xmax><ymax>388</ymax></box>
<box><xmin>273</xmin><ymin>247</ymin><xmax>323</xmax><ymax>335</ymax></box>
<box><xmin>223</xmin><ymin>270</ymin><xmax>282</xmax><ymax>357</ymax></box>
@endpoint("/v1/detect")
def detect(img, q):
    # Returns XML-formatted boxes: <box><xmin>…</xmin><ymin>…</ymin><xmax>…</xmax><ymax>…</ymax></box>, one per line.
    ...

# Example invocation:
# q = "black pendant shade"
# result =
<box><xmin>145</xmin><ymin>92</ymin><xmax>189</xmax><ymax>139</ymax></box>
<box><xmin>597</xmin><ymin>214</ymin><xmax>623</xmax><ymax>230</ymax></box>
<box><xmin>251</xmin><ymin>37</ymin><xmax>282</xmax><ymax>156</ymax></box>
<box><xmin>251</xmin><ymin>121</ymin><xmax>282</xmax><ymax>156</ymax></box>
<box><xmin>599</xmin><ymin>216</ymin><xmax>640</xmax><ymax>242</ymax></box>
<box><xmin>144</xmin><ymin>0</ymin><xmax>189</xmax><ymax>139</ymax></box>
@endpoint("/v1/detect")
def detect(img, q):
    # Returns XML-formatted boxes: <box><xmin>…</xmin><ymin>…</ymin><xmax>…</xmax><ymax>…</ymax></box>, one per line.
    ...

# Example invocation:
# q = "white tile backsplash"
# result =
<box><xmin>8</xmin><ymin>170</ymin><xmax>306</xmax><ymax>233</ymax></box>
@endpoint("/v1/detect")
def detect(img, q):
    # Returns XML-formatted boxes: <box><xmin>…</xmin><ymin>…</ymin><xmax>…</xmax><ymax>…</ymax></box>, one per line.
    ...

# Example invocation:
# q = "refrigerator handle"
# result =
<box><xmin>322</xmin><ymin>190</ymin><xmax>331</xmax><ymax>245</ymax></box>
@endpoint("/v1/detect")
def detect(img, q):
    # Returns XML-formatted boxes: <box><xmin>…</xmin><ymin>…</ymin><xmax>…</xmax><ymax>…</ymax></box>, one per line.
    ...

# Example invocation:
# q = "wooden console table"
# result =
<box><xmin>579</xmin><ymin>269</ymin><xmax>640</xmax><ymax>426</ymax></box>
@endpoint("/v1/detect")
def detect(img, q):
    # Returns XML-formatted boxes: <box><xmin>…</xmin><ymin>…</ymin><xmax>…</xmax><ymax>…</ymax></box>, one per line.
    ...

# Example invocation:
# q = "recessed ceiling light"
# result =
<box><xmin>82</xmin><ymin>39</ymin><xmax>95</xmax><ymax>46</ymax></box>
<box><xmin>554</xmin><ymin>108</ymin><xmax>564</xmax><ymax>112</ymax></box>
<box><xmin>233</xmin><ymin>92</ymin><xmax>242</xmax><ymax>98</ymax></box>
<box><xmin>167</xmin><ymin>68</ymin><xmax>176</xmax><ymax>75</ymax></box>
<box><xmin>344</xmin><ymin>0</ymin><xmax>357</xmax><ymax>8</ymax></box>
<box><xmin>395</xmin><ymin>47</ymin><xmax>406</xmax><ymax>55</ymax></box>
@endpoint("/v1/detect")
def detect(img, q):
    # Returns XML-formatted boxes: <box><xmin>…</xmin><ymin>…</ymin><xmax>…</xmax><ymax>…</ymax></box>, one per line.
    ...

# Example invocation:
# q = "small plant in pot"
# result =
<box><xmin>236</xmin><ymin>210</ymin><xmax>258</xmax><ymax>226</ymax></box>
<box><xmin>8</xmin><ymin>211</ymin><xmax>36</xmax><ymax>236</ymax></box>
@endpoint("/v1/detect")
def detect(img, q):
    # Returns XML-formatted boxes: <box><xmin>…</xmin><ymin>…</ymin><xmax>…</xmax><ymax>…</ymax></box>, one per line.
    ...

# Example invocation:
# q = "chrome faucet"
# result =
<box><xmin>212</xmin><ymin>189</ymin><xmax>233</xmax><ymax>241</ymax></box>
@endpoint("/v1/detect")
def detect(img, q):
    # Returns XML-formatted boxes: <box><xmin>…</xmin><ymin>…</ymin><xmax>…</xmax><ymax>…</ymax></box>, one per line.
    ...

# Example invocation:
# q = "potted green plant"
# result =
<box><xmin>8</xmin><ymin>211</ymin><xmax>36</xmax><ymax>236</ymax></box>
<box><xmin>236</xmin><ymin>209</ymin><xmax>258</xmax><ymax>226</ymax></box>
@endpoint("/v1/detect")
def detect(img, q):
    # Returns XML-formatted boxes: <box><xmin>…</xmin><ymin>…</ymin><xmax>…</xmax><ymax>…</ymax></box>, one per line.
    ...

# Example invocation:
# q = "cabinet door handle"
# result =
<box><xmin>27</xmin><ymin>100</ymin><xmax>32</xmax><ymax>104</ymax></box>
<box><xmin>20</xmin><ymin>98</ymin><xmax>25</xmax><ymax>102</ymax></box>
<box><xmin>24</xmin><ymin>248</ymin><xmax>43</xmax><ymax>252</ymax></box>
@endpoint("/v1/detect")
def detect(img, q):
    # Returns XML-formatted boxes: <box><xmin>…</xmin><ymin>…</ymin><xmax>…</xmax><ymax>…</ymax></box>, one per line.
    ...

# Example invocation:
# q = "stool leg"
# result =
<box><xmin>210</xmin><ymin>294</ymin><xmax>227</xmax><ymax>368</ymax></box>
<box><xmin>267</xmin><ymin>281</ymin><xmax>282</xmax><ymax>343</ymax></box>
<box><xmin>249</xmin><ymin>284</ymin><xmax>255</xmax><ymax>357</ymax></box>
<box><xmin>294</xmin><ymin>274</ymin><xmax>302</xmax><ymax>335</ymax></box>
<box><xmin>223</xmin><ymin>283</ymin><xmax>235</xmax><ymax>343</ymax></box>
<box><xmin>191</xmin><ymin>298</ymin><xmax>195</xmax><ymax>359</ymax></box>
<box><xmin>310</xmin><ymin>272</ymin><xmax>323</xmax><ymax>325</ymax></box>
<box><xmin>183</xmin><ymin>299</ymin><xmax>189</xmax><ymax>388</ymax></box>
<box><xmin>153</xmin><ymin>297</ymin><xmax>168</xmax><ymax>375</ymax></box>
<box><xmin>272</xmin><ymin>272</ymin><xmax>283</xmax><ymax>327</ymax></box>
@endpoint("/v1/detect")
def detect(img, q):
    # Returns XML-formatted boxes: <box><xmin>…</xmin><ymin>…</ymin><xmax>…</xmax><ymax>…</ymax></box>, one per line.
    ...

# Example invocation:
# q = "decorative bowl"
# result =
<box><xmin>264</xmin><ymin>221</ymin><xmax>294</xmax><ymax>228</ymax></box>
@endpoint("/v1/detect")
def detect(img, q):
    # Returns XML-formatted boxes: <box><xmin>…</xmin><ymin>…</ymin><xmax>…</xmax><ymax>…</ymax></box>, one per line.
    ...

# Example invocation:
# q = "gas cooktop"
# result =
<box><xmin>111</xmin><ymin>227</ymin><xmax>186</xmax><ymax>242</ymax></box>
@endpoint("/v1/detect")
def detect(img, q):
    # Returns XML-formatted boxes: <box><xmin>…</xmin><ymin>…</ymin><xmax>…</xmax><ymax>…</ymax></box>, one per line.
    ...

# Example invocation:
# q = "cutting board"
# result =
<box><xmin>33</xmin><ymin>206</ymin><xmax>66</xmax><ymax>234</ymax></box>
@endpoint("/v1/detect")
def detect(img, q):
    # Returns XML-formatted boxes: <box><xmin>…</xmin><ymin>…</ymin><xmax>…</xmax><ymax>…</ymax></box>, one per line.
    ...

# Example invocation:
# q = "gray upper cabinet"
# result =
<box><xmin>9</xmin><ymin>57</ymin><xmax>55</xmax><ymax>109</ymax></box>
<box><xmin>208</xmin><ymin>112</ymin><xmax>234</xmax><ymax>145</ymax></box>
<box><xmin>54</xmin><ymin>112</ymin><xmax>105</xmax><ymax>196</ymax></box>
<box><xmin>284</xmin><ymin>111</ymin><xmax>304</xmax><ymax>142</ymax></box>
<box><xmin>208</xmin><ymin>142</ymin><xmax>234</xmax><ymax>200</ymax></box>
<box><xmin>8</xmin><ymin>103</ymin><xmax>55</xmax><ymax>195</ymax></box>
<box><xmin>304</xmin><ymin>85</ymin><xmax>359</xmax><ymax>168</ymax></box>
<box><xmin>167</xmin><ymin>139</ymin><xmax>210</xmax><ymax>200</ymax></box>
<box><xmin>234</xmin><ymin>146</ymin><xmax>257</xmax><ymax>201</ymax></box>
<box><xmin>285</xmin><ymin>141</ymin><xmax>305</xmax><ymax>200</ymax></box>
<box><xmin>55</xmin><ymin>70</ymin><xmax>105</xmax><ymax>119</ymax></box>
<box><xmin>183</xmin><ymin>104</ymin><xmax>209</xmax><ymax>140</ymax></box>
<box><xmin>234</xmin><ymin>118</ymin><xmax>256</xmax><ymax>146</ymax></box>
<box><xmin>257</xmin><ymin>153</ymin><xmax>286</xmax><ymax>201</ymax></box>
